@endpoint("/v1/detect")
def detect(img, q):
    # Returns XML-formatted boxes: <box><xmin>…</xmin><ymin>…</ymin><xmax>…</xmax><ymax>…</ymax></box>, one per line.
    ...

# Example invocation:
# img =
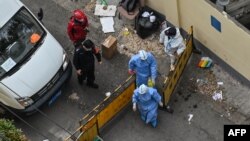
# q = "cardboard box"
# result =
<box><xmin>102</xmin><ymin>35</ymin><xmax>117</xmax><ymax>59</ymax></box>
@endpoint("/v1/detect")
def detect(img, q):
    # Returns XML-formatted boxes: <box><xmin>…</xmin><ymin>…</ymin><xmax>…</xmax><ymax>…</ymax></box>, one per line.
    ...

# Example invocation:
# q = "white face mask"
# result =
<box><xmin>82</xmin><ymin>45</ymin><xmax>92</xmax><ymax>51</ymax></box>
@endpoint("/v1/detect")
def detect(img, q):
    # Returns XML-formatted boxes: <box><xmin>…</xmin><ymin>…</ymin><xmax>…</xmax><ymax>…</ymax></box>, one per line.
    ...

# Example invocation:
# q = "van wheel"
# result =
<box><xmin>0</xmin><ymin>106</ymin><xmax>6</xmax><ymax>117</ymax></box>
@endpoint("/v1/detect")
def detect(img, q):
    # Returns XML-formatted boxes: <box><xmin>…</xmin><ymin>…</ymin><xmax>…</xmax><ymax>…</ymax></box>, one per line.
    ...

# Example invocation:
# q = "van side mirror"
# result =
<box><xmin>37</xmin><ymin>8</ymin><xmax>43</xmax><ymax>21</ymax></box>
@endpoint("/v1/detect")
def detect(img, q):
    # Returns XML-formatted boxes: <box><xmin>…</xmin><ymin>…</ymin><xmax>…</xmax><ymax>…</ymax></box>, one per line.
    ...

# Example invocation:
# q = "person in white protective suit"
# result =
<box><xmin>132</xmin><ymin>84</ymin><xmax>163</xmax><ymax>128</ymax></box>
<box><xmin>159</xmin><ymin>27</ymin><xmax>186</xmax><ymax>71</ymax></box>
<box><xmin>128</xmin><ymin>50</ymin><xmax>157</xmax><ymax>87</ymax></box>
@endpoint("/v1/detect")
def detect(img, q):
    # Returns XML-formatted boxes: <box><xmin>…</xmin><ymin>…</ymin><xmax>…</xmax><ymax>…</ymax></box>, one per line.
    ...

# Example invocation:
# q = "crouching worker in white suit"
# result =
<box><xmin>159</xmin><ymin>26</ymin><xmax>186</xmax><ymax>71</ymax></box>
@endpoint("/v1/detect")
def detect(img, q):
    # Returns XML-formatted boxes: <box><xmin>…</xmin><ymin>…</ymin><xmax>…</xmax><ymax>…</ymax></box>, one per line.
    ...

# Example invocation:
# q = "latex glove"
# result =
<box><xmin>133</xmin><ymin>103</ymin><xmax>136</xmax><ymax>112</ymax></box>
<box><xmin>128</xmin><ymin>69</ymin><xmax>135</xmax><ymax>75</ymax></box>
<box><xmin>159</xmin><ymin>101</ymin><xmax>163</xmax><ymax>107</ymax></box>
<box><xmin>84</xmin><ymin>28</ymin><xmax>89</xmax><ymax>33</ymax></box>
<box><xmin>170</xmin><ymin>64</ymin><xmax>175</xmax><ymax>71</ymax></box>
<box><xmin>174</xmin><ymin>52</ymin><xmax>180</xmax><ymax>59</ymax></box>
<box><xmin>76</xmin><ymin>69</ymin><xmax>82</xmax><ymax>75</ymax></box>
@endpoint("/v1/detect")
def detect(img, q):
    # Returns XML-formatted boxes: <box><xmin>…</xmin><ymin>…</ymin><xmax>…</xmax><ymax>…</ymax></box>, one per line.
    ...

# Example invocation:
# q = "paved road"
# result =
<box><xmin>102</xmin><ymin>54</ymin><xmax>233</xmax><ymax>141</ymax></box>
<box><xmin>13</xmin><ymin>0</ymin><xmax>244</xmax><ymax>141</ymax></box>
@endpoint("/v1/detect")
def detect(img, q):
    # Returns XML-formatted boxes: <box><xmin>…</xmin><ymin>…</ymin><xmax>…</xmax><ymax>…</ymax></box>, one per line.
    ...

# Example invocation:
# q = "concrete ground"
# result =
<box><xmin>101</xmin><ymin>52</ymin><xmax>249</xmax><ymax>141</ymax></box>
<box><xmin>10</xmin><ymin>0</ymin><xmax>250</xmax><ymax>141</ymax></box>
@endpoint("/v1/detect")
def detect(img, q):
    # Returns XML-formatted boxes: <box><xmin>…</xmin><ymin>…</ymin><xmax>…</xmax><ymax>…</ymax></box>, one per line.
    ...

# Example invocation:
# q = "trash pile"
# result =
<box><xmin>189</xmin><ymin>68</ymin><xmax>225</xmax><ymax>102</ymax></box>
<box><xmin>84</xmin><ymin>0</ymin><xmax>166</xmax><ymax>57</ymax></box>
<box><xmin>195</xmin><ymin>70</ymin><xmax>218</xmax><ymax>96</ymax></box>
<box><xmin>85</xmin><ymin>0</ymin><xmax>96</xmax><ymax>12</ymax></box>
<box><xmin>117</xmin><ymin>27</ymin><xmax>165</xmax><ymax>58</ymax></box>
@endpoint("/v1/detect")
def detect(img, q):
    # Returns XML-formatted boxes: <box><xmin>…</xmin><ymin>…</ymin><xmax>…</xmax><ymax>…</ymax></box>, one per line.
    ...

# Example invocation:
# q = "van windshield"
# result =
<box><xmin>0</xmin><ymin>8</ymin><xmax>45</xmax><ymax>78</ymax></box>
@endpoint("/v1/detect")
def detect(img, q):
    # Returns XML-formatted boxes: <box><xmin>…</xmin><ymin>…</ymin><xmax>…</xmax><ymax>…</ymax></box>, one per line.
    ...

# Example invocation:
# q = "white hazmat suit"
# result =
<box><xmin>159</xmin><ymin>27</ymin><xmax>186</xmax><ymax>71</ymax></box>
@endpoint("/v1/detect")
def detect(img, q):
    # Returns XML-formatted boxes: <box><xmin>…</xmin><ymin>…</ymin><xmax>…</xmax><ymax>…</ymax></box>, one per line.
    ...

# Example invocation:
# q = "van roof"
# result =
<box><xmin>0</xmin><ymin>0</ymin><xmax>23</xmax><ymax>28</ymax></box>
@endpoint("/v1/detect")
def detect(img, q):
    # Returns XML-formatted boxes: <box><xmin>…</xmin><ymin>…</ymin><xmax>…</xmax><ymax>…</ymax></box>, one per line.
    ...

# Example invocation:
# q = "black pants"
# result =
<box><xmin>77</xmin><ymin>69</ymin><xmax>95</xmax><ymax>85</ymax></box>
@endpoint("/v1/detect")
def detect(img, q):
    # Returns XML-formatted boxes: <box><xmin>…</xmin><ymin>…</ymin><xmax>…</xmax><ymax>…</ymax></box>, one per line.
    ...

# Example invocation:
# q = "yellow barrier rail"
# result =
<box><xmin>65</xmin><ymin>75</ymin><xmax>135</xmax><ymax>141</ymax></box>
<box><xmin>162</xmin><ymin>26</ymin><xmax>193</xmax><ymax>105</ymax></box>
<box><xmin>65</xmin><ymin>26</ymin><xmax>193</xmax><ymax>141</ymax></box>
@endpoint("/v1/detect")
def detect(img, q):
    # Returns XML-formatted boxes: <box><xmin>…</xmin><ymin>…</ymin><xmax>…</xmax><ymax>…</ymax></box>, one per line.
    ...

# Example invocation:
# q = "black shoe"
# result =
<box><xmin>87</xmin><ymin>83</ymin><xmax>99</xmax><ymax>89</ymax></box>
<box><xmin>77</xmin><ymin>76</ymin><xmax>84</xmax><ymax>85</ymax></box>
<box><xmin>78</xmin><ymin>80</ymin><xmax>83</xmax><ymax>85</ymax></box>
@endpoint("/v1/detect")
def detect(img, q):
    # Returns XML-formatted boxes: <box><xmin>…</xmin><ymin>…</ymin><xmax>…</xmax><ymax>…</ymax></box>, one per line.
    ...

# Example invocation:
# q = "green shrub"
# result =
<box><xmin>0</xmin><ymin>118</ymin><xmax>27</xmax><ymax>141</ymax></box>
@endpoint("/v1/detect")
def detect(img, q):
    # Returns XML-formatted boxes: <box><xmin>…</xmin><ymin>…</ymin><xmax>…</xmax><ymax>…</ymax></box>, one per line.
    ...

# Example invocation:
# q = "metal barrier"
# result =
<box><xmin>65</xmin><ymin>26</ymin><xmax>193</xmax><ymax>141</ymax></box>
<box><xmin>162</xmin><ymin>26</ymin><xmax>193</xmax><ymax>105</ymax></box>
<box><xmin>64</xmin><ymin>75</ymin><xmax>136</xmax><ymax>141</ymax></box>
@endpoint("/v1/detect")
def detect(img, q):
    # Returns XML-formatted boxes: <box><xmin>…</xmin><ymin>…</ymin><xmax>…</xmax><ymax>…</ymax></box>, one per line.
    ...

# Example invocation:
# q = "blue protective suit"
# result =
<box><xmin>128</xmin><ymin>52</ymin><xmax>157</xmax><ymax>87</ymax></box>
<box><xmin>132</xmin><ymin>87</ymin><xmax>162</xmax><ymax>127</ymax></box>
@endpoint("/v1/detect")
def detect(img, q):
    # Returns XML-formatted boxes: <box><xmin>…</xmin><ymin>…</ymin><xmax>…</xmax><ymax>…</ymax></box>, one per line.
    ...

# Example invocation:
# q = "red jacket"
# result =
<box><xmin>67</xmin><ymin>16</ymin><xmax>89</xmax><ymax>43</ymax></box>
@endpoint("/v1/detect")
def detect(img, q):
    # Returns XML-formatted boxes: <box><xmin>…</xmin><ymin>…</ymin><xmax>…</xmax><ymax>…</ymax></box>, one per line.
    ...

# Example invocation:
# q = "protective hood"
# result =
<box><xmin>172</xmin><ymin>28</ymin><xmax>181</xmax><ymax>40</ymax></box>
<box><xmin>139</xmin><ymin>50</ymin><xmax>148</xmax><ymax>60</ymax></box>
<box><xmin>168</xmin><ymin>27</ymin><xmax>184</xmax><ymax>49</ymax></box>
<box><xmin>138</xmin><ymin>84</ymin><xmax>148</xmax><ymax>94</ymax></box>
<box><xmin>1</xmin><ymin>34</ymin><xmax>63</xmax><ymax>98</ymax></box>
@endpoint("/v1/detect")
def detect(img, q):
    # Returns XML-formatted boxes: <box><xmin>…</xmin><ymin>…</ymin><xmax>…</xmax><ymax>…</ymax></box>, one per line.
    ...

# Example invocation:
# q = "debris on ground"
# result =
<box><xmin>226</xmin><ymin>106</ymin><xmax>237</xmax><ymax>114</ymax></box>
<box><xmin>100</xmin><ymin>17</ymin><xmax>115</xmax><ymax>33</ymax></box>
<box><xmin>117</xmin><ymin>27</ymin><xmax>165</xmax><ymax>58</ymax></box>
<box><xmin>195</xmin><ymin>70</ymin><xmax>219</xmax><ymax>96</ymax></box>
<box><xmin>217</xmin><ymin>81</ymin><xmax>224</xmax><ymax>86</ymax></box>
<box><xmin>166</xmin><ymin>105</ymin><xmax>174</xmax><ymax>114</ymax></box>
<box><xmin>212</xmin><ymin>90</ymin><xmax>223</xmax><ymax>101</ymax></box>
<box><xmin>188</xmin><ymin>114</ymin><xmax>193</xmax><ymax>124</ymax></box>
<box><xmin>68</xmin><ymin>92</ymin><xmax>80</xmax><ymax>102</ymax></box>
<box><xmin>219</xmin><ymin>103</ymin><xmax>238</xmax><ymax>120</ymax></box>
<box><xmin>105</xmin><ymin>92</ymin><xmax>111</xmax><ymax>97</ymax></box>
<box><xmin>94</xmin><ymin>4</ymin><xmax>117</xmax><ymax>16</ymax></box>
<box><xmin>187</xmin><ymin>69</ymin><xmax>228</xmax><ymax>105</ymax></box>
<box><xmin>122</xmin><ymin>27</ymin><xmax>130</xmax><ymax>36</ymax></box>
<box><xmin>85</xmin><ymin>0</ymin><xmax>96</xmax><ymax>12</ymax></box>
<box><xmin>187</xmin><ymin>79</ymin><xmax>198</xmax><ymax>93</ymax></box>
<box><xmin>78</xmin><ymin>102</ymin><xmax>87</xmax><ymax>110</ymax></box>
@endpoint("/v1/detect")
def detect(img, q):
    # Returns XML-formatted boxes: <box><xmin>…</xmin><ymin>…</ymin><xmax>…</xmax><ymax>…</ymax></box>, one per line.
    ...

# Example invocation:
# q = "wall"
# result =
<box><xmin>146</xmin><ymin>0</ymin><xmax>179</xmax><ymax>27</ymax></box>
<box><xmin>147</xmin><ymin>0</ymin><xmax>250</xmax><ymax>81</ymax></box>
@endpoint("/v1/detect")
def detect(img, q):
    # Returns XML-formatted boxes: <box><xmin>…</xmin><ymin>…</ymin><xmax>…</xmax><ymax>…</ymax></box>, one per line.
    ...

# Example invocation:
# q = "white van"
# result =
<box><xmin>0</xmin><ymin>0</ymin><xmax>72</xmax><ymax>114</ymax></box>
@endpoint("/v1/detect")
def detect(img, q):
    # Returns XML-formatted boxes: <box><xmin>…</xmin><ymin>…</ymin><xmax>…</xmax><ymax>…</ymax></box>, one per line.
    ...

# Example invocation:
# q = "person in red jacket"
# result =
<box><xmin>67</xmin><ymin>9</ymin><xmax>89</xmax><ymax>47</ymax></box>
